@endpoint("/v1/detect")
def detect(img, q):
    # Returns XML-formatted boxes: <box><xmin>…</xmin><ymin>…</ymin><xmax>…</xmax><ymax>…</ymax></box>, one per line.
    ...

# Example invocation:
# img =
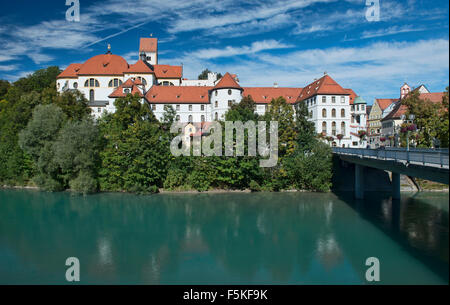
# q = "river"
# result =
<box><xmin>0</xmin><ymin>189</ymin><xmax>448</xmax><ymax>284</ymax></box>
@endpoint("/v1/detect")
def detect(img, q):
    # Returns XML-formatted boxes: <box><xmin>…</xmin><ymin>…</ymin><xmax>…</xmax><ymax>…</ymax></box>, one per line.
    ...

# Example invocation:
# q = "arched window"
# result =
<box><xmin>124</xmin><ymin>88</ymin><xmax>130</xmax><ymax>94</ymax></box>
<box><xmin>215</xmin><ymin>101</ymin><xmax>218</xmax><ymax>108</ymax></box>
<box><xmin>86</xmin><ymin>78</ymin><xmax>99</xmax><ymax>87</ymax></box>
<box><xmin>332</xmin><ymin>122</ymin><xmax>336</xmax><ymax>136</ymax></box>
<box><xmin>188</xmin><ymin>115</ymin><xmax>193</xmax><ymax>123</ymax></box>
<box><xmin>73</xmin><ymin>82</ymin><xmax>78</xmax><ymax>89</ymax></box>
<box><xmin>341</xmin><ymin>109</ymin><xmax>345</xmax><ymax>117</ymax></box>
<box><xmin>332</xmin><ymin>108</ymin><xmax>336</xmax><ymax>118</ymax></box>
<box><xmin>341</xmin><ymin>122</ymin><xmax>346</xmax><ymax>135</ymax></box>
<box><xmin>228</xmin><ymin>89</ymin><xmax>232</xmax><ymax>95</ymax></box>
<box><xmin>89</xmin><ymin>89</ymin><xmax>95</xmax><ymax>102</ymax></box>
<box><xmin>322</xmin><ymin>108</ymin><xmax>327</xmax><ymax>118</ymax></box>
<box><xmin>215</xmin><ymin>112</ymin><xmax>218</xmax><ymax>121</ymax></box>
<box><xmin>137</xmin><ymin>77</ymin><xmax>147</xmax><ymax>86</ymax></box>
<box><xmin>322</xmin><ymin>122</ymin><xmax>327</xmax><ymax>134</ymax></box>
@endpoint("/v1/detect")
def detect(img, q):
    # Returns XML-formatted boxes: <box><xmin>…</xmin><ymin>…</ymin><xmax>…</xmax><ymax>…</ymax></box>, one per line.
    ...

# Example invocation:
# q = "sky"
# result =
<box><xmin>0</xmin><ymin>0</ymin><xmax>448</xmax><ymax>104</ymax></box>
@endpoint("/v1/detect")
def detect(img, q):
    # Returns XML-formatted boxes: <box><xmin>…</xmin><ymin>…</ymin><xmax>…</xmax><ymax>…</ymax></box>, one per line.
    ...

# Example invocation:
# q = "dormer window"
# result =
<box><xmin>124</xmin><ymin>88</ymin><xmax>130</xmax><ymax>94</ymax></box>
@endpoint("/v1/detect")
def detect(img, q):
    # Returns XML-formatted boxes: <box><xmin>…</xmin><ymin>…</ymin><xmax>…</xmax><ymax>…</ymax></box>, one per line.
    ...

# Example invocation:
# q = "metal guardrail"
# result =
<box><xmin>333</xmin><ymin>147</ymin><xmax>449</xmax><ymax>168</ymax></box>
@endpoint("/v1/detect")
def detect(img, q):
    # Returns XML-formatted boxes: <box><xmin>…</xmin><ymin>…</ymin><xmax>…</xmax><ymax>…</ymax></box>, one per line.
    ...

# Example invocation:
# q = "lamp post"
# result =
<box><xmin>401</xmin><ymin>114</ymin><xmax>416</xmax><ymax>151</ymax></box>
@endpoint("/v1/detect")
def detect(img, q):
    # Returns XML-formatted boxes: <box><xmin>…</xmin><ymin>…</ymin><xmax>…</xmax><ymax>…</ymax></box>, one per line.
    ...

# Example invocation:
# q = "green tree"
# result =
<box><xmin>18</xmin><ymin>104</ymin><xmax>67</xmax><ymax>191</ymax></box>
<box><xmin>53</xmin><ymin>118</ymin><xmax>101</xmax><ymax>193</ymax></box>
<box><xmin>295</xmin><ymin>101</ymin><xmax>316</xmax><ymax>149</ymax></box>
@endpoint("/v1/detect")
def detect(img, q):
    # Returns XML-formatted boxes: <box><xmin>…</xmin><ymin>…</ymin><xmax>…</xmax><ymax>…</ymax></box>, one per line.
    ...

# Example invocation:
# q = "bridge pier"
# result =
<box><xmin>391</xmin><ymin>172</ymin><xmax>401</xmax><ymax>200</ymax></box>
<box><xmin>355</xmin><ymin>164</ymin><xmax>365</xmax><ymax>199</ymax></box>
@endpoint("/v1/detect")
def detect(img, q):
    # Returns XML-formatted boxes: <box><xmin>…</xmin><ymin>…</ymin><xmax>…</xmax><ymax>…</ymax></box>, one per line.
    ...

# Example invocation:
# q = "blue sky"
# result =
<box><xmin>0</xmin><ymin>0</ymin><xmax>448</xmax><ymax>104</ymax></box>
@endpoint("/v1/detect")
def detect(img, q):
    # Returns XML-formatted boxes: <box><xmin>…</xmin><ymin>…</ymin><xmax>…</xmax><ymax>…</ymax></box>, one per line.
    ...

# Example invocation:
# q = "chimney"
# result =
<box><xmin>273</xmin><ymin>82</ymin><xmax>278</xmax><ymax>88</ymax></box>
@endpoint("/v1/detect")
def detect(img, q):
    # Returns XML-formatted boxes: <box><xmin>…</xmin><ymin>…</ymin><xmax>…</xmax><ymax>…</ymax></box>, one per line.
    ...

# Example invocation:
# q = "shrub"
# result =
<box><xmin>69</xmin><ymin>171</ymin><xmax>98</xmax><ymax>195</ymax></box>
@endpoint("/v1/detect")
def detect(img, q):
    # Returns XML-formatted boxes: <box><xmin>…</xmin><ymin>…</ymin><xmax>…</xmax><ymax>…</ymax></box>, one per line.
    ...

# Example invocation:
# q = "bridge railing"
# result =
<box><xmin>333</xmin><ymin>147</ymin><xmax>449</xmax><ymax>168</ymax></box>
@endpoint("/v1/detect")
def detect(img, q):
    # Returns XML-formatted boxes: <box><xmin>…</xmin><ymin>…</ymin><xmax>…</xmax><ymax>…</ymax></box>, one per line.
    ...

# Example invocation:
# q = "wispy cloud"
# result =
<box><xmin>192</xmin><ymin>40</ymin><xmax>293</xmax><ymax>59</ymax></box>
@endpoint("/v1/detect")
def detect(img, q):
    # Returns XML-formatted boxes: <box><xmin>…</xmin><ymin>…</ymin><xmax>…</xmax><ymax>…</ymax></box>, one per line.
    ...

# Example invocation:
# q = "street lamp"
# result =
<box><xmin>400</xmin><ymin>114</ymin><xmax>416</xmax><ymax>151</ymax></box>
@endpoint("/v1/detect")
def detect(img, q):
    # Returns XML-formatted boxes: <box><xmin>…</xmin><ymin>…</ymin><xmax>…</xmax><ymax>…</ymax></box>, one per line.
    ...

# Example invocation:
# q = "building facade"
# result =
<box><xmin>57</xmin><ymin>37</ymin><xmax>367</xmax><ymax>148</ymax></box>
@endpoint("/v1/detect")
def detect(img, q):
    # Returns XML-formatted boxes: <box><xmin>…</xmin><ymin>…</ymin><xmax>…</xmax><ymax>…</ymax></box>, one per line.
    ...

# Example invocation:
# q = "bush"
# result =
<box><xmin>33</xmin><ymin>174</ymin><xmax>64</xmax><ymax>192</ymax></box>
<box><xmin>163</xmin><ymin>168</ymin><xmax>187</xmax><ymax>190</ymax></box>
<box><xmin>69</xmin><ymin>171</ymin><xmax>98</xmax><ymax>195</ymax></box>
<box><xmin>249</xmin><ymin>180</ymin><xmax>261</xmax><ymax>192</ymax></box>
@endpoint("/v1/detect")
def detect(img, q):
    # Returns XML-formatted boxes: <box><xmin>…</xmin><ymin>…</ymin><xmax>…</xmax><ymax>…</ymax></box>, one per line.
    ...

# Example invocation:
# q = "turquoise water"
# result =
<box><xmin>0</xmin><ymin>190</ymin><xmax>448</xmax><ymax>285</ymax></box>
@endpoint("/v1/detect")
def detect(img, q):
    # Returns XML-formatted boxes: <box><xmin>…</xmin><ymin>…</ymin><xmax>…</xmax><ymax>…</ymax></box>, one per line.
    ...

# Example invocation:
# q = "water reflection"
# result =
<box><xmin>0</xmin><ymin>190</ymin><xmax>448</xmax><ymax>284</ymax></box>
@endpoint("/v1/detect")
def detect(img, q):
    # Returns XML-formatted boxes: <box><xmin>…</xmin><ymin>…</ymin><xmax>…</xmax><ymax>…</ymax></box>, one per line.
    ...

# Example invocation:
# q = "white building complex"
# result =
<box><xmin>57</xmin><ymin>37</ymin><xmax>367</xmax><ymax>148</ymax></box>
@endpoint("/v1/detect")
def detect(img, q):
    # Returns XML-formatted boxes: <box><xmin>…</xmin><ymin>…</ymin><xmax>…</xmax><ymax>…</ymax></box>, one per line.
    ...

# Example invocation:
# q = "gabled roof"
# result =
<box><xmin>213</xmin><ymin>72</ymin><xmax>242</xmax><ymax>90</ymax></box>
<box><xmin>298</xmin><ymin>75</ymin><xmax>349</xmax><ymax>101</ymax></box>
<box><xmin>376</xmin><ymin>98</ymin><xmax>398</xmax><ymax>110</ymax></box>
<box><xmin>139</xmin><ymin>38</ymin><xmax>158</xmax><ymax>53</ymax></box>
<box><xmin>344</xmin><ymin>89</ymin><xmax>357</xmax><ymax>105</ymax></box>
<box><xmin>57</xmin><ymin>63</ymin><xmax>82</xmax><ymax>79</ymax></box>
<box><xmin>109</xmin><ymin>78</ymin><xmax>143</xmax><ymax>98</ymax></box>
<box><xmin>146</xmin><ymin>86</ymin><xmax>212</xmax><ymax>104</ymax></box>
<box><xmin>77</xmin><ymin>53</ymin><xmax>129</xmax><ymax>76</ymax></box>
<box><xmin>125</xmin><ymin>60</ymin><xmax>154</xmax><ymax>74</ymax></box>
<box><xmin>242</xmin><ymin>87</ymin><xmax>302</xmax><ymax>104</ymax></box>
<box><xmin>419</xmin><ymin>92</ymin><xmax>445</xmax><ymax>103</ymax></box>
<box><xmin>381</xmin><ymin>102</ymin><xmax>407</xmax><ymax>121</ymax></box>
<box><xmin>154</xmin><ymin>65</ymin><xmax>182</xmax><ymax>79</ymax></box>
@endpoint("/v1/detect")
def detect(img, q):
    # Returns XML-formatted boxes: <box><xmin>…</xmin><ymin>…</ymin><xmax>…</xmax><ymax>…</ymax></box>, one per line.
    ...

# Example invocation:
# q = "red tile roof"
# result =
<box><xmin>77</xmin><ymin>53</ymin><xmax>129</xmax><ymax>76</ymax></box>
<box><xmin>57</xmin><ymin>63</ymin><xmax>82</xmax><ymax>79</ymax></box>
<box><xmin>139</xmin><ymin>38</ymin><xmax>158</xmax><ymax>53</ymax></box>
<box><xmin>125</xmin><ymin>60</ymin><xmax>154</xmax><ymax>74</ymax></box>
<box><xmin>154</xmin><ymin>65</ymin><xmax>182</xmax><ymax>79</ymax></box>
<box><xmin>109</xmin><ymin>78</ymin><xmax>143</xmax><ymax>98</ymax></box>
<box><xmin>146</xmin><ymin>86</ymin><xmax>212</xmax><ymax>104</ymax></box>
<box><xmin>419</xmin><ymin>92</ymin><xmax>445</xmax><ymax>103</ymax></box>
<box><xmin>381</xmin><ymin>103</ymin><xmax>407</xmax><ymax>121</ymax></box>
<box><xmin>344</xmin><ymin>88</ymin><xmax>357</xmax><ymax>105</ymax></box>
<box><xmin>242</xmin><ymin>87</ymin><xmax>302</xmax><ymax>104</ymax></box>
<box><xmin>214</xmin><ymin>72</ymin><xmax>242</xmax><ymax>90</ymax></box>
<box><xmin>297</xmin><ymin>75</ymin><xmax>349</xmax><ymax>101</ymax></box>
<box><xmin>376</xmin><ymin>98</ymin><xmax>398</xmax><ymax>110</ymax></box>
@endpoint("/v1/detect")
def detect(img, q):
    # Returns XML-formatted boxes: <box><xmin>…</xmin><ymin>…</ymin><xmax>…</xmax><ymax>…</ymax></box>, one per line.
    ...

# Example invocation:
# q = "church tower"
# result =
<box><xmin>400</xmin><ymin>83</ymin><xmax>411</xmax><ymax>99</ymax></box>
<box><xmin>139</xmin><ymin>37</ymin><xmax>158</xmax><ymax>65</ymax></box>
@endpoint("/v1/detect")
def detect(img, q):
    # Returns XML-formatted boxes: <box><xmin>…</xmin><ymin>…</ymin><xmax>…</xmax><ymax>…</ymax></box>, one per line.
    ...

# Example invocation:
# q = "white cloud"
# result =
<box><xmin>192</xmin><ymin>40</ymin><xmax>293</xmax><ymax>59</ymax></box>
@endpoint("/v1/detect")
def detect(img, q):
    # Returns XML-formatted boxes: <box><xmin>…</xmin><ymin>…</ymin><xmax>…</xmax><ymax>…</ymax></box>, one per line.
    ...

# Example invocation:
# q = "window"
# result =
<box><xmin>322</xmin><ymin>96</ymin><xmax>326</xmax><ymax>103</ymax></box>
<box><xmin>85</xmin><ymin>78</ymin><xmax>99</xmax><ymax>87</ymax></box>
<box><xmin>137</xmin><ymin>77</ymin><xmax>147</xmax><ymax>86</ymax></box>
<box><xmin>356</xmin><ymin>115</ymin><xmax>361</xmax><ymax>124</ymax></box>
<box><xmin>351</xmin><ymin>116</ymin><xmax>355</xmax><ymax>123</ymax></box>
<box><xmin>332</xmin><ymin>96</ymin><xmax>336</xmax><ymax>103</ymax></box>
<box><xmin>201</xmin><ymin>115</ymin><xmax>205</xmax><ymax>122</ymax></box>
<box><xmin>341</xmin><ymin>96</ymin><xmax>345</xmax><ymax>103</ymax></box>
<box><xmin>322</xmin><ymin>122</ymin><xmax>327</xmax><ymax>134</ymax></box>
<box><xmin>215</xmin><ymin>112</ymin><xmax>218</xmax><ymax>121</ymax></box>
<box><xmin>228</xmin><ymin>89</ymin><xmax>232</xmax><ymax>95</ymax></box>
<box><xmin>332</xmin><ymin>122</ymin><xmax>336</xmax><ymax>136</ymax></box>
<box><xmin>332</xmin><ymin>108</ymin><xmax>336</xmax><ymax>118</ymax></box>
<box><xmin>351</xmin><ymin>105</ymin><xmax>355</xmax><ymax>111</ymax></box>
<box><xmin>89</xmin><ymin>89</ymin><xmax>95</xmax><ymax>102</ymax></box>
<box><xmin>215</xmin><ymin>101</ymin><xmax>218</xmax><ymax>108</ymax></box>
<box><xmin>228</xmin><ymin>100</ymin><xmax>232</xmax><ymax>107</ymax></box>
<box><xmin>98</xmin><ymin>108</ymin><xmax>101</xmax><ymax>113</ymax></box>
<box><xmin>352</xmin><ymin>142</ymin><xmax>358</xmax><ymax>146</ymax></box>
<box><xmin>176</xmin><ymin>115</ymin><xmax>180</xmax><ymax>121</ymax></box>
<box><xmin>362</xmin><ymin>105</ymin><xmax>365</xmax><ymax>111</ymax></box>
<box><xmin>341</xmin><ymin>109</ymin><xmax>345</xmax><ymax>118</ymax></box>
<box><xmin>322</xmin><ymin>108</ymin><xmax>327</xmax><ymax>118</ymax></box>
<box><xmin>215</xmin><ymin>91</ymin><xmax>218</xmax><ymax>96</ymax></box>
<box><xmin>189</xmin><ymin>105</ymin><xmax>193</xmax><ymax>111</ymax></box>
<box><xmin>152</xmin><ymin>105</ymin><xmax>156</xmax><ymax>111</ymax></box>
<box><xmin>201</xmin><ymin>105</ymin><xmax>205</xmax><ymax>111</ymax></box>
<box><xmin>188</xmin><ymin>115</ymin><xmax>193</xmax><ymax>123</ymax></box>
<box><xmin>73</xmin><ymin>82</ymin><xmax>78</xmax><ymax>89</ymax></box>
<box><xmin>176</xmin><ymin>105</ymin><xmax>180</xmax><ymax>111</ymax></box>
<box><xmin>341</xmin><ymin>122</ymin><xmax>346</xmax><ymax>135</ymax></box>
<box><xmin>309</xmin><ymin>111</ymin><xmax>313</xmax><ymax>118</ymax></box>
<box><xmin>124</xmin><ymin>88</ymin><xmax>130</xmax><ymax>94</ymax></box>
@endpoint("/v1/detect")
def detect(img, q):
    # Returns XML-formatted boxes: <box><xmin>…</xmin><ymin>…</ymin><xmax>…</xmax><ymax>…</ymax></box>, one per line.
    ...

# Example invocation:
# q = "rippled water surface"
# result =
<box><xmin>0</xmin><ymin>190</ymin><xmax>448</xmax><ymax>284</ymax></box>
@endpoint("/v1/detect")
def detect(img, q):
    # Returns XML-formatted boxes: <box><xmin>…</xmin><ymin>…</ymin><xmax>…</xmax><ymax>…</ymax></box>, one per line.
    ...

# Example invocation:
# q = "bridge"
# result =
<box><xmin>332</xmin><ymin>147</ymin><xmax>449</xmax><ymax>199</ymax></box>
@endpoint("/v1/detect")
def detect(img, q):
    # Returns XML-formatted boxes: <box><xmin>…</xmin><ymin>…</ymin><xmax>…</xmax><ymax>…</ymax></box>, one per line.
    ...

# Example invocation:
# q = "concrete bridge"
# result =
<box><xmin>332</xmin><ymin>147</ymin><xmax>449</xmax><ymax>199</ymax></box>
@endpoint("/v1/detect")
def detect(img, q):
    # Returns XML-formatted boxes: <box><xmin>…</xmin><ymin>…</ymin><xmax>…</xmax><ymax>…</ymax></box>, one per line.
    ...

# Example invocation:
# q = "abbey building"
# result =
<box><xmin>57</xmin><ymin>37</ymin><xmax>367</xmax><ymax>148</ymax></box>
